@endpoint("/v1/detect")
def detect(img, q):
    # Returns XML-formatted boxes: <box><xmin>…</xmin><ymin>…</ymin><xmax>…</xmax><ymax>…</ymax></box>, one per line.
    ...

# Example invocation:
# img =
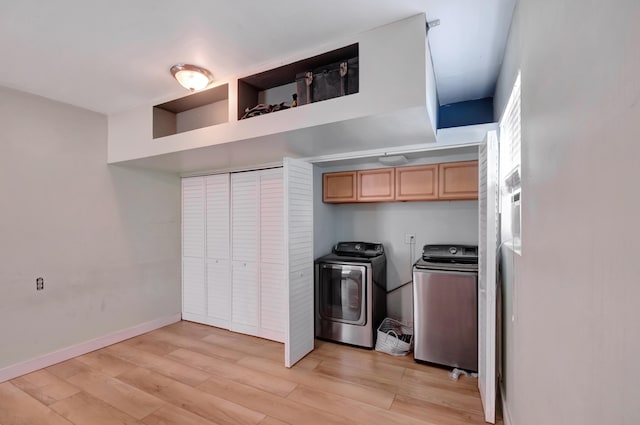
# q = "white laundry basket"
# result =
<box><xmin>375</xmin><ymin>318</ymin><xmax>413</xmax><ymax>356</ymax></box>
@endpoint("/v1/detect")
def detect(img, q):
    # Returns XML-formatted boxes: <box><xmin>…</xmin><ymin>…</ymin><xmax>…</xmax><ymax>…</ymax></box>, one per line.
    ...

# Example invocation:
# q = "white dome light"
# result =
<box><xmin>170</xmin><ymin>64</ymin><xmax>213</xmax><ymax>91</ymax></box>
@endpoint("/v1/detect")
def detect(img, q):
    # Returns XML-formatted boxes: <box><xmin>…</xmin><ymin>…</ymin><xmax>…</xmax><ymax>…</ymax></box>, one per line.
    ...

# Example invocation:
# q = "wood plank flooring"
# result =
<box><xmin>0</xmin><ymin>321</ymin><xmax>500</xmax><ymax>425</ymax></box>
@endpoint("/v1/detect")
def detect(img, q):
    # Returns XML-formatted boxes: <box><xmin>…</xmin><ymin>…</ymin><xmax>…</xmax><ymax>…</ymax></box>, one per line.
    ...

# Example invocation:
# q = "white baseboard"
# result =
<box><xmin>501</xmin><ymin>383</ymin><xmax>514</xmax><ymax>425</ymax></box>
<box><xmin>0</xmin><ymin>313</ymin><xmax>181</xmax><ymax>383</ymax></box>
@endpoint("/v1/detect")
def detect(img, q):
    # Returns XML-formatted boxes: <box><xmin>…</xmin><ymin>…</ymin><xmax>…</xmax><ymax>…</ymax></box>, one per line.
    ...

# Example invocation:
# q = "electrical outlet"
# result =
<box><xmin>404</xmin><ymin>233</ymin><xmax>416</xmax><ymax>244</ymax></box>
<box><xmin>36</xmin><ymin>277</ymin><xmax>44</xmax><ymax>291</ymax></box>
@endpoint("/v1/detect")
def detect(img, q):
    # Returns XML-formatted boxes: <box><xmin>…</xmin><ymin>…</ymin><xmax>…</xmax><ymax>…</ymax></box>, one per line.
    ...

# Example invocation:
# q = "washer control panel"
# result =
<box><xmin>422</xmin><ymin>244</ymin><xmax>478</xmax><ymax>264</ymax></box>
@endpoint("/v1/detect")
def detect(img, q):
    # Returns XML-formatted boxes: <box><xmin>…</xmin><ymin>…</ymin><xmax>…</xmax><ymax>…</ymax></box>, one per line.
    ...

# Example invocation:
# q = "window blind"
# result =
<box><xmin>500</xmin><ymin>72</ymin><xmax>521</xmax><ymax>184</ymax></box>
<box><xmin>499</xmin><ymin>71</ymin><xmax>522</xmax><ymax>254</ymax></box>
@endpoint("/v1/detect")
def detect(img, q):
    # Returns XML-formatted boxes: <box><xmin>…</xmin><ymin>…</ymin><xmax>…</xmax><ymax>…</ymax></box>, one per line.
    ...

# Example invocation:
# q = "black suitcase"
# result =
<box><xmin>296</xmin><ymin>57</ymin><xmax>359</xmax><ymax>106</ymax></box>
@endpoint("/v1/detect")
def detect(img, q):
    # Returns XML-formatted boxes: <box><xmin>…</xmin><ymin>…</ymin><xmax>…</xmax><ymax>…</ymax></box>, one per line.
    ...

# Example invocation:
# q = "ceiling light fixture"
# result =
<box><xmin>378</xmin><ymin>155</ymin><xmax>408</xmax><ymax>166</ymax></box>
<box><xmin>170</xmin><ymin>63</ymin><xmax>213</xmax><ymax>91</ymax></box>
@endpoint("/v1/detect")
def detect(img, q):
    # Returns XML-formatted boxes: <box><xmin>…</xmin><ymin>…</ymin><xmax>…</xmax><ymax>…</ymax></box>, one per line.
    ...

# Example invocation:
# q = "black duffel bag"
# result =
<box><xmin>295</xmin><ymin>57</ymin><xmax>359</xmax><ymax>106</ymax></box>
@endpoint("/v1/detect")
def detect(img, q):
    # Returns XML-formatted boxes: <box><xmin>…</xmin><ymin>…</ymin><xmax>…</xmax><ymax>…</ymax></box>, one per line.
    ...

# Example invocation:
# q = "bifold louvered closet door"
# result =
<box><xmin>182</xmin><ymin>169</ymin><xmax>285</xmax><ymax>343</ymax></box>
<box><xmin>205</xmin><ymin>174</ymin><xmax>231</xmax><ymax>328</ymax></box>
<box><xmin>230</xmin><ymin>171</ymin><xmax>259</xmax><ymax>335</ymax></box>
<box><xmin>258</xmin><ymin>170</ymin><xmax>286</xmax><ymax>342</ymax></box>
<box><xmin>182</xmin><ymin>178</ymin><xmax>207</xmax><ymax>319</ymax></box>
<box><xmin>230</xmin><ymin>168</ymin><xmax>285</xmax><ymax>342</ymax></box>
<box><xmin>182</xmin><ymin>174</ymin><xmax>230</xmax><ymax>327</ymax></box>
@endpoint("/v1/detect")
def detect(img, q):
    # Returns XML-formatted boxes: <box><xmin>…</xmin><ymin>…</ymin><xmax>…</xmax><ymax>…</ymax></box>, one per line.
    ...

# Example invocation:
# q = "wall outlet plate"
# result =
<box><xmin>404</xmin><ymin>233</ymin><xmax>416</xmax><ymax>244</ymax></box>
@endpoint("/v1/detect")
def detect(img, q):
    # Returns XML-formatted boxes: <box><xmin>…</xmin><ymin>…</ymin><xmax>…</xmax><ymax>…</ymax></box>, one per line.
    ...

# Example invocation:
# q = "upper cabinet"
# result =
<box><xmin>323</xmin><ymin>171</ymin><xmax>357</xmax><ymax>203</ymax></box>
<box><xmin>438</xmin><ymin>161</ymin><xmax>479</xmax><ymax>200</ymax></box>
<box><xmin>395</xmin><ymin>164</ymin><xmax>438</xmax><ymax>201</ymax></box>
<box><xmin>107</xmin><ymin>14</ymin><xmax>439</xmax><ymax>175</ymax></box>
<box><xmin>323</xmin><ymin>160</ymin><xmax>478</xmax><ymax>203</ymax></box>
<box><xmin>357</xmin><ymin>169</ymin><xmax>395</xmax><ymax>202</ymax></box>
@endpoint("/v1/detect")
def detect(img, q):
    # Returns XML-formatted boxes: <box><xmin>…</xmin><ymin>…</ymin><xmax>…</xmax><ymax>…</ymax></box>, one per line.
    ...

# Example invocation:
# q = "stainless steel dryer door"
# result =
<box><xmin>317</xmin><ymin>263</ymin><xmax>367</xmax><ymax>325</ymax></box>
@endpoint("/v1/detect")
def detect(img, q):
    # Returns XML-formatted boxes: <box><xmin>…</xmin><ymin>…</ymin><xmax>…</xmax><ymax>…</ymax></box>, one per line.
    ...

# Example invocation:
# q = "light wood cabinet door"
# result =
<box><xmin>438</xmin><ymin>160</ymin><xmax>479</xmax><ymax>200</ymax></box>
<box><xmin>323</xmin><ymin>171</ymin><xmax>356</xmax><ymax>203</ymax></box>
<box><xmin>357</xmin><ymin>168</ymin><xmax>395</xmax><ymax>202</ymax></box>
<box><xmin>395</xmin><ymin>164</ymin><xmax>438</xmax><ymax>201</ymax></box>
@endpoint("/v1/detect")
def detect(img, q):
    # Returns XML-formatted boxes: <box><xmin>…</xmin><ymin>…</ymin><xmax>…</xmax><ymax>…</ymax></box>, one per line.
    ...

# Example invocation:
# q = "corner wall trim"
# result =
<box><xmin>0</xmin><ymin>313</ymin><xmax>181</xmax><ymax>383</ymax></box>
<box><xmin>501</xmin><ymin>383</ymin><xmax>514</xmax><ymax>425</ymax></box>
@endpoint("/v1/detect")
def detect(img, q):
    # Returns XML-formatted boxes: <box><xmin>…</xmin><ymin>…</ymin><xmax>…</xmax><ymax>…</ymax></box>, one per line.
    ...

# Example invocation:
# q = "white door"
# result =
<box><xmin>231</xmin><ymin>172</ymin><xmax>259</xmax><ymax>262</ymax></box>
<box><xmin>478</xmin><ymin>130</ymin><xmax>499</xmax><ymax>423</ymax></box>
<box><xmin>205</xmin><ymin>174</ymin><xmax>231</xmax><ymax>328</ymax></box>
<box><xmin>259</xmin><ymin>169</ymin><xmax>286</xmax><ymax>342</ymax></box>
<box><xmin>231</xmin><ymin>260</ymin><xmax>259</xmax><ymax>333</ymax></box>
<box><xmin>260</xmin><ymin>262</ymin><xmax>286</xmax><ymax>342</ymax></box>
<box><xmin>230</xmin><ymin>172</ymin><xmax>259</xmax><ymax>336</ymax></box>
<box><xmin>283</xmin><ymin>158</ymin><xmax>314</xmax><ymax>367</ymax></box>
<box><xmin>207</xmin><ymin>258</ymin><xmax>230</xmax><ymax>327</ymax></box>
<box><xmin>182</xmin><ymin>177</ymin><xmax>206</xmax><ymax>319</ymax></box>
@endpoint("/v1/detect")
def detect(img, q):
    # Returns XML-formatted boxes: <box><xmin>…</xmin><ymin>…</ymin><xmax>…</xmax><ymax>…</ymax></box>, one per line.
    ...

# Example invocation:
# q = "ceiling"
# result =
<box><xmin>0</xmin><ymin>0</ymin><xmax>515</xmax><ymax>116</ymax></box>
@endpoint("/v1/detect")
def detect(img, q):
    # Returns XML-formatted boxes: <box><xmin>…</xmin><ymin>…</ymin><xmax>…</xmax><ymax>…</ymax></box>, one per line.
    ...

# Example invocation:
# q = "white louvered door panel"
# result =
<box><xmin>205</xmin><ymin>174</ymin><xmax>230</xmax><ymax>260</ymax></box>
<box><xmin>231</xmin><ymin>172</ymin><xmax>259</xmax><ymax>334</ymax></box>
<box><xmin>205</xmin><ymin>174</ymin><xmax>231</xmax><ymax>327</ymax></box>
<box><xmin>260</xmin><ymin>169</ymin><xmax>284</xmax><ymax>265</ymax></box>
<box><xmin>182</xmin><ymin>177</ymin><xmax>206</xmax><ymax>319</ymax></box>
<box><xmin>259</xmin><ymin>169</ymin><xmax>285</xmax><ymax>341</ymax></box>
<box><xmin>260</xmin><ymin>262</ymin><xmax>285</xmax><ymax>342</ymax></box>
<box><xmin>283</xmin><ymin>158</ymin><xmax>314</xmax><ymax>367</ymax></box>
<box><xmin>207</xmin><ymin>259</ymin><xmax>231</xmax><ymax>327</ymax></box>
<box><xmin>231</xmin><ymin>173</ymin><xmax>259</xmax><ymax>262</ymax></box>
<box><xmin>182</xmin><ymin>177</ymin><xmax>205</xmax><ymax>258</ymax></box>
<box><xmin>478</xmin><ymin>131</ymin><xmax>499</xmax><ymax>423</ymax></box>
<box><xmin>231</xmin><ymin>260</ymin><xmax>259</xmax><ymax>335</ymax></box>
<box><xmin>183</xmin><ymin>257</ymin><xmax>206</xmax><ymax>316</ymax></box>
<box><xmin>478</xmin><ymin>140</ymin><xmax>489</xmax><ymax>413</ymax></box>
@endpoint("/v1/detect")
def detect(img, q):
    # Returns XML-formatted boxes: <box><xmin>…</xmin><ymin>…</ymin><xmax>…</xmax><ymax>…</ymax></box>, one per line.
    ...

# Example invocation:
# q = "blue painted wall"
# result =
<box><xmin>438</xmin><ymin>97</ymin><xmax>494</xmax><ymax>129</ymax></box>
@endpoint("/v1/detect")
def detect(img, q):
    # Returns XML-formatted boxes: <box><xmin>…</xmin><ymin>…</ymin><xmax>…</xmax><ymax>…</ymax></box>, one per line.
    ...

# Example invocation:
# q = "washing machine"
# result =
<box><xmin>413</xmin><ymin>244</ymin><xmax>478</xmax><ymax>371</ymax></box>
<box><xmin>314</xmin><ymin>241</ymin><xmax>386</xmax><ymax>348</ymax></box>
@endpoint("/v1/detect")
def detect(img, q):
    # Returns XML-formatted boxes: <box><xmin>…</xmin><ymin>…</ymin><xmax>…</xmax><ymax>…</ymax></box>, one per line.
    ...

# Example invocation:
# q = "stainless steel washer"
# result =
<box><xmin>315</xmin><ymin>242</ymin><xmax>386</xmax><ymax>348</ymax></box>
<box><xmin>413</xmin><ymin>244</ymin><xmax>478</xmax><ymax>371</ymax></box>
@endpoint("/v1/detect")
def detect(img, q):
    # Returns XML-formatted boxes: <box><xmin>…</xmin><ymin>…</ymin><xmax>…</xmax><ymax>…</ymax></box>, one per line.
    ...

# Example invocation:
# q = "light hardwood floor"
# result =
<box><xmin>0</xmin><ymin>321</ymin><xmax>500</xmax><ymax>425</ymax></box>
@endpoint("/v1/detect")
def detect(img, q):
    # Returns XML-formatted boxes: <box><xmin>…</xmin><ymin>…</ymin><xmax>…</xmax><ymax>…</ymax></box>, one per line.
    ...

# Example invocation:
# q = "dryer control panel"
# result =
<box><xmin>333</xmin><ymin>241</ymin><xmax>384</xmax><ymax>258</ymax></box>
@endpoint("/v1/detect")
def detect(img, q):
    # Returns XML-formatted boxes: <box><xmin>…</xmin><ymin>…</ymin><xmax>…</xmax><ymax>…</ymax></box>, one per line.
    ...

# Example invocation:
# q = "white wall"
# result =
<box><xmin>176</xmin><ymin>100</ymin><xmax>229</xmax><ymax>134</ymax></box>
<box><xmin>425</xmin><ymin>35</ymin><xmax>438</xmax><ymax>133</ymax></box>
<box><xmin>495</xmin><ymin>1</ymin><xmax>640</xmax><ymax>424</ymax></box>
<box><xmin>334</xmin><ymin>200</ymin><xmax>478</xmax><ymax>323</ymax></box>
<box><xmin>0</xmin><ymin>86</ymin><xmax>181</xmax><ymax>371</ymax></box>
<box><xmin>259</xmin><ymin>82</ymin><xmax>297</xmax><ymax>106</ymax></box>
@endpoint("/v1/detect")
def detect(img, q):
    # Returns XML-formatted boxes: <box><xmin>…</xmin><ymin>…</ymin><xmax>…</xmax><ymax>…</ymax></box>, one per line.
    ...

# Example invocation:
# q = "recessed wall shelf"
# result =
<box><xmin>237</xmin><ymin>44</ymin><xmax>359</xmax><ymax>120</ymax></box>
<box><xmin>153</xmin><ymin>83</ymin><xmax>229</xmax><ymax>139</ymax></box>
